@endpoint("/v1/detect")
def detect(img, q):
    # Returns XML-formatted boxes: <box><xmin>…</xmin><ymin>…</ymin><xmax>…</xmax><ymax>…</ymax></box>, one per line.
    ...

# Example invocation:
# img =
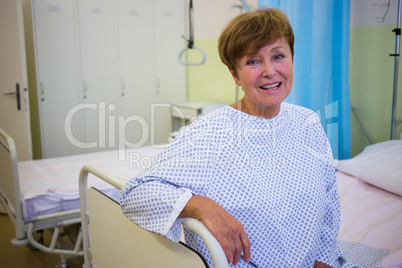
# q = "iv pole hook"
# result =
<box><xmin>179</xmin><ymin>0</ymin><xmax>206</xmax><ymax>66</ymax></box>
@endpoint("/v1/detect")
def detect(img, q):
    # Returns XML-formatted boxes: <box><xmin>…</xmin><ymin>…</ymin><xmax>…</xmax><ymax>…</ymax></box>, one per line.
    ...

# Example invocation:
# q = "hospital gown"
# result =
<box><xmin>120</xmin><ymin>103</ymin><xmax>374</xmax><ymax>267</ymax></box>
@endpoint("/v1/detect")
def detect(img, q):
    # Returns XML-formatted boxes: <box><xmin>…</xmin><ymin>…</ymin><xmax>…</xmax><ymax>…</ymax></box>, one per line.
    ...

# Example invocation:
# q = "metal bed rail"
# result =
<box><xmin>79</xmin><ymin>163</ymin><xmax>228</xmax><ymax>268</ymax></box>
<box><xmin>0</xmin><ymin>128</ymin><xmax>84</xmax><ymax>267</ymax></box>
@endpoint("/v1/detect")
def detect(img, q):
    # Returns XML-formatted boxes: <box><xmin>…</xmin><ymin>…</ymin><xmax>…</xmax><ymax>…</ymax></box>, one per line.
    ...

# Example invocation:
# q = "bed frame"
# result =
<box><xmin>0</xmin><ymin>128</ymin><xmax>83</xmax><ymax>267</ymax></box>
<box><xmin>79</xmin><ymin>164</ymin><xmax>228</xmax><ymax>268</ymax></box>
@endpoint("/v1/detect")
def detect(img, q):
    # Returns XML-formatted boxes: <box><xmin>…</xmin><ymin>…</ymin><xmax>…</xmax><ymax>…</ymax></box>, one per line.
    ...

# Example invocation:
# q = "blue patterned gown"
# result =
<box><xmin>121</xmin><ymin>103</ymin><xmax>342</xmax><ymax>267</ymax></box>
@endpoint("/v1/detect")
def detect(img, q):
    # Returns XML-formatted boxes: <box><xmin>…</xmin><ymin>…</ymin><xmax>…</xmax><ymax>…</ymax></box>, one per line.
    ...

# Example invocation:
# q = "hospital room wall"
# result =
<box><xmin>349</xmin><ymin>23</ymin><xmax>402</xmax><ymax>156</ymax></box>
<box><xmin>186</xmin><ymin>0</ymin><xmax>402</xmax><ymax>157</ymax></box>
<box><xmin>185</xmin><ymin>0</ymin><xmax>258</xmax><ymax>104</ymax></box>
<box><xmin>349</xmin><ymin>0</ymin><xmax>402</xmax><ymax>156</ymax></box>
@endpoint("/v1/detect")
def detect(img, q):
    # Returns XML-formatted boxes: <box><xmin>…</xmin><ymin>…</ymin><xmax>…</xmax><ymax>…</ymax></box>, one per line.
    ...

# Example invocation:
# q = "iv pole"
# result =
<box><xmin>233</xmin><ymin>0</ymin><xmax>251</xmax><ymax>102</ymax></box>
<box><xmin>391</xmin><ymin>0</ymin><xmax>402</xmax><ymax>139</ymax></box>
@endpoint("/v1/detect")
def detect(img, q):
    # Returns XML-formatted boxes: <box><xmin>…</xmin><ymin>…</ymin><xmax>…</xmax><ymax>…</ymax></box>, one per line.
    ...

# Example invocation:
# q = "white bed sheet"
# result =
<box><xmin>18</xmin><ymin>146</ymin><xmax>164</xmax><ymax>222</ymax></box>
<box><xmin>337</xmin><ymin>171</ymin><xmax>402</xmax><ymax>268</ymax></box>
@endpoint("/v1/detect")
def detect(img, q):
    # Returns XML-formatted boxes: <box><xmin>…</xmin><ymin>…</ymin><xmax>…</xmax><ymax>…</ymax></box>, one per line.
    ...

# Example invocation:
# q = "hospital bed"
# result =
<box><xmin>0</xmin><ymin>128</ymin><xmax>84</xmax><ymax>267</ymax></box>
<box><xmin>336</xmin><ymin>140</ymin><xmax>402</xmax><ymax>267</ymax></box>
<box><xmin>0</xmin><ymin>127</ymin><xmax>165</xmax><ymax>266</ymax></box>
<box><xmin>1</xmin><ymin>125</ymin><xmax>402</xmax><ymax>267</ymax></box>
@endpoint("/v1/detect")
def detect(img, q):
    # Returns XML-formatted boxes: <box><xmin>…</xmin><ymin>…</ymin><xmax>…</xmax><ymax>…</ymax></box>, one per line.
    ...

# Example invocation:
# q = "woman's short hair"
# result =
<box><xmin>218</xmin><ymin>8</ymin><xmax>294</xmax><ymax>75</ymax></box>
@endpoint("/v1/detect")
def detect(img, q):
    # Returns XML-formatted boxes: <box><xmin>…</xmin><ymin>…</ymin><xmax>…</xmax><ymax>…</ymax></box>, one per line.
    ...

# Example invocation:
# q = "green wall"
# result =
<box><xmin>187</xmin><ymin>38</ymin><xmax>244</xmax><ymax>104</ymax></box>
<box><xmin>349</xmin><ymin>24</ymin><xmax>402</xmax><ymax>156</ymax></box>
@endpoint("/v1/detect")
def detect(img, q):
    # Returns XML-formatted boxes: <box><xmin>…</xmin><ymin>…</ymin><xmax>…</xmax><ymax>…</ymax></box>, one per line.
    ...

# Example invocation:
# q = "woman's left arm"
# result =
<box><xmin>304</xmin><ymin>112</ymin><xmax>341</xmax><ymax>266</ymax></box>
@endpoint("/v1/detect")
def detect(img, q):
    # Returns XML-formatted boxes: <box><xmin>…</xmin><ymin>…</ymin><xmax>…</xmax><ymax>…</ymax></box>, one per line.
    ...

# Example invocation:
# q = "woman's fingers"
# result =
<box><xmin>232</xmin><ymin>237</ymin><xmax>243</xmax><ymax>265</ymax></box>
<box><xmin>231</xmin><ymin>222</ymin><xmax>246</xmax><ymax>266</ymax></box>
<box><xmin>240</xmin><ymin>231</ymin><xmax>251</xmax><ymax>263</ymax></box>
<box><xmin>213</xmin><ymin>222</ymin><xmax>244</xmax><ymax>265</ymax></box>
<box><xmin>201</xmin><ymin>203</ymin><xmax>250</xmax><ymax>266</ymax></box>
<box><xmin>179</xmin><ymin>195</ymin><xmax>251</xmax><ymax>266</ymax></box>
<box><xmin>218</xmin><ymin>235</ymin><xmax>235</xmax><ymax>264</ymax></box>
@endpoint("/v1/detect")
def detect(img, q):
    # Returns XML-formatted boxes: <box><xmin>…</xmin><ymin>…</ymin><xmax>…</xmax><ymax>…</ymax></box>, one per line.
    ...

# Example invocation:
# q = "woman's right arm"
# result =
<box><xmin>179</xmin><ymin>195</ymin><xmax>251</xmax><ymax>266</ymax></box>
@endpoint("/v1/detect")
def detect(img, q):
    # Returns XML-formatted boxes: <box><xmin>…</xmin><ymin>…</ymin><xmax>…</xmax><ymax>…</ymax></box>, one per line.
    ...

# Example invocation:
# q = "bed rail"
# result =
<box><xmin>79</xmin><ymin>163</ymin><xmax>228</xmax><ymax>268</ymax></box>
<box><xmin>0</xmin><ymin>128</ymin><xmax>84</xmax><ymax>267</ymax></box>
<box><xmin>0</xmin><ymin>127</ymin><xmax>26</xmax><ymax>244</ymax></box>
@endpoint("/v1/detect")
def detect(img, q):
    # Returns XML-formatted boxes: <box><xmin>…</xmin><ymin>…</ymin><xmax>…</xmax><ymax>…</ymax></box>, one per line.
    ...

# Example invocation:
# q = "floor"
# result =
<box><xmin>0</xmin><ymin>213</ymin><xmax>84</xmax><ymax>268</ymax></box>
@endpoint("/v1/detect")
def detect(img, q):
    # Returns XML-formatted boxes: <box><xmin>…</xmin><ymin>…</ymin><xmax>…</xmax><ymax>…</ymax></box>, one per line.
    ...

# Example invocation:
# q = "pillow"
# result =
<box><xmin>336</xmin><ymin>140</ymin><xmax>402</xmax><ymax>196</ymax></box>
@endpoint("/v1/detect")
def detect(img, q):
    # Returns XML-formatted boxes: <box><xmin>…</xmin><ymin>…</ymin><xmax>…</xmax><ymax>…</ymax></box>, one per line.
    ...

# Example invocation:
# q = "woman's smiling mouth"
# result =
<box><xmin>260</xmin><ymin>82</ymin><xmax>281</xmax><ymax>90</ymax></box>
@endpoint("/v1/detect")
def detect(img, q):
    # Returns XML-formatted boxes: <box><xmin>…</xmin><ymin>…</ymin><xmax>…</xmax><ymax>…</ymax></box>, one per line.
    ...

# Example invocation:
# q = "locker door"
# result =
<box><xmin>32</xmin><ymin>0</ymin><xmax>84</xmax><ymax>158</ymax></box>
<box><xmin>117</xmin><ymin>0</ymin><xmax>156</xmax><ymax>149</ymax></box>
<box><xmin>78</xmin><ymin>0</ymin><xmax>121</xmax><ymax>153</ymax></box>
<box><xmin>153</xmin><ymin>0</ymin><xmax>187</xmax><ymax>144</ymax></box>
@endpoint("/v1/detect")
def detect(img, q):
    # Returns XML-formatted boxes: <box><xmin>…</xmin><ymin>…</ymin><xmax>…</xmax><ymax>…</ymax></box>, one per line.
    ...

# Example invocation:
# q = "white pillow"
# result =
<box><xmin>336</xmin><ymin>140</ymin><xmax>402</xmax><ymax>196</ymax></box>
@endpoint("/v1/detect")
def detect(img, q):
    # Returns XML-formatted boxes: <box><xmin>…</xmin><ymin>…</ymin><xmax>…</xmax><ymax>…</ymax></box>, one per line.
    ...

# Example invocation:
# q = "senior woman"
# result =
<box><xmin>121</xmin><ymin>8</ymin><xmax>339</xmax><ymax>267</ymax></box>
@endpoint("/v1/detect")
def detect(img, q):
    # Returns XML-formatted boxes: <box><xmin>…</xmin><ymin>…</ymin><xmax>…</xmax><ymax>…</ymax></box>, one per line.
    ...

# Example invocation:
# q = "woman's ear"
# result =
<box><xmin>229</xmin><ymin>68</ymin><xmax>241</xmax><ymax>86</ymax></box>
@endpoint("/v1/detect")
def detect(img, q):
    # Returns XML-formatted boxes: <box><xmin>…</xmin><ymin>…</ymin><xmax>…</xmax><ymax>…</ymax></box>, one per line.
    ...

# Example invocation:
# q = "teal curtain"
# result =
<box><xmin>258</xmin><ymin>0</ymin><xmax>351</xmax><ymax>160</ymax></box>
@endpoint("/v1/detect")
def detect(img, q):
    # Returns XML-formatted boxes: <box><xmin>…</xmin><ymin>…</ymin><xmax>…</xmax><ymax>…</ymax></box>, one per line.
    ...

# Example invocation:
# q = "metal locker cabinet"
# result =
<box><xmin>153</xmin><ymin>0</ymin><xmax>187</xmax><ymax>145</ymax></box>
<box><xmin>32</xmin><ymin>0</ymin><xmax>85</xmax><ymax>158</ymax></box>
<box><xmin>77</xmin><ymin>0</ymin><xmax>122</xmax><ymax>153</ymax></box>
<box><xmin>117</xmin><ymin>0</ymin><xmax>156</xmax><ymax>148</ymax></box>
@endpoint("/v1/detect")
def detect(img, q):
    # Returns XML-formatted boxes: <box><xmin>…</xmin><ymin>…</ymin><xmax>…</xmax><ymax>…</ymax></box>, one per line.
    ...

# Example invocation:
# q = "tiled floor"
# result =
<box><xmin>0</xmin><ymin>213</ymin><xmax>84</xmax><ymax>268</ymax></box>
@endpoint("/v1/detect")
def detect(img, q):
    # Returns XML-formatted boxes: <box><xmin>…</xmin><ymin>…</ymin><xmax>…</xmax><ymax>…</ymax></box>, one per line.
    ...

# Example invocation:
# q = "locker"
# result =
<box><xmin>30</xmin><ymin>0</ymin><xmax>186</xmax><ymax>158</ymax></box>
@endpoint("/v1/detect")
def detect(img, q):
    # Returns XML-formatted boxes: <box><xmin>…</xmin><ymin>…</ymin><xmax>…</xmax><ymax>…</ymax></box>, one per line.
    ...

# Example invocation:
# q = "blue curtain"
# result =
<box><xmin>258</xmin><ymin>0</ymin><xmax>351</xmax><ymax>160</ymax></box>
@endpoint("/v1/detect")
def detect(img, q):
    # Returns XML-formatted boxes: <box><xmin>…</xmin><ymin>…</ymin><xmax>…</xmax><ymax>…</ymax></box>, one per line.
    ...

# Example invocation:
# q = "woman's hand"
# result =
<box><xmin>179</xmin><ymin>195</ymin><xmax>251</xmax><ymax>266</ymax></box>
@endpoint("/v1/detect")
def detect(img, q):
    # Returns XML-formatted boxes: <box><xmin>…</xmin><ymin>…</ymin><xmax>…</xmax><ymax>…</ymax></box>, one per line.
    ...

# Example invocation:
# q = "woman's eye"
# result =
<box><xmin>274</xmin><ymin>54</ymin><xmax>285</xmax><ymax>60</ymax></box>
<box><xmin>246</xmin><ymin>59</ymin><xmax>259</xmax><ymax>66</ymax></box>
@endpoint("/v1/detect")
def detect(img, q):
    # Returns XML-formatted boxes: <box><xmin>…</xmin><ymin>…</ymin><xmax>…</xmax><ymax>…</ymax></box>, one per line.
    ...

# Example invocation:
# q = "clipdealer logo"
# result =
<box><xmin>64</xmin><ymin>102</ymin><xmax>189</xmax><ymax>160</ymax></box>
<box><xmin>64</xmin><ymin>101</ymin><xmax>340</xmax><ymax>167</ymax></box>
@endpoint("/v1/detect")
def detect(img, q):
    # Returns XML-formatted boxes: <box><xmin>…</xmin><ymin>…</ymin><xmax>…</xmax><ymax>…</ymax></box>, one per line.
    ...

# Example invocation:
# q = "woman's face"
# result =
<box><xmin>230</xmin><ymin>37</ymin><xmax>293</xmax><ymax>118</ymax></box>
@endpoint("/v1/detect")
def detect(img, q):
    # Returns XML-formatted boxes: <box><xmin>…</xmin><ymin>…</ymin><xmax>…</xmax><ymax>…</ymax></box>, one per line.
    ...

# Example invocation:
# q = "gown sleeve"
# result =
<box><xmin>120</xmin><ymin>116</ymin><xmax>222</xmax><ymax>242</ymax></box>
<box><xmin>302</xmin><ymin>112</ymin><xmax>341</xmax><ymax>266</ymax></box>
<box><xmin>316</xmin><ymin>163</ymin><xmax>341</xmax><ymax>266</ymax></box>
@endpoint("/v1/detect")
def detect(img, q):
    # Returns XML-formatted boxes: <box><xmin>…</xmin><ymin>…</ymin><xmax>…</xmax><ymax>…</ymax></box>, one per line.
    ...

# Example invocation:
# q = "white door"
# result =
<box><xmin>0</xmin><ymin>0</ymin><xmax>32</xmax><ymax>161</ymax></box>
<box><xmin>32</xmin><ymin>0</ymin><xmax>85</xmax><ymax>158</ymax></box>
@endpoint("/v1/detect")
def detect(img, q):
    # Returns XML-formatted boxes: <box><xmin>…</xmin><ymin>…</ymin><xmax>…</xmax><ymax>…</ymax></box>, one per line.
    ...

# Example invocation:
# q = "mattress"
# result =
<box><xmin>18</xmin><ymin>146</ymin><xmax>164</xmax><ymax>222</ymax></box>
<box><xmin>337</xmin><ymin>171</ymin><xmax>402</xmax><ymax>268</ymax></box>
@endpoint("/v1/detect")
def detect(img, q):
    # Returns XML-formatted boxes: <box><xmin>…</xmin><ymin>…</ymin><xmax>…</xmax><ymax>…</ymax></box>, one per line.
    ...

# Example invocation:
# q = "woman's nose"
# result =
<box><xmin>262</xmin><ymin>61</ymin><xmax>276</xmax><ymax>78</ymax></box>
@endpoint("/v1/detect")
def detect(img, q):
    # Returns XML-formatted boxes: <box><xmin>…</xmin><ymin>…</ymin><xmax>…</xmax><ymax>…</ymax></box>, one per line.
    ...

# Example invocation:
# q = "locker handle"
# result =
<box><xmin>40</xmin><ymin>82</ymin><xmax>44</xmax><ymax>95</ymax></box>
<box><xmin>82</xmin><ymin>81</ymin><xmax>87</xmax><ymax>99</ymax></box>
<box><xmin>4</xmin><ymin>83</ymin><xmax>21</xmax><ymax>110</ymax></box>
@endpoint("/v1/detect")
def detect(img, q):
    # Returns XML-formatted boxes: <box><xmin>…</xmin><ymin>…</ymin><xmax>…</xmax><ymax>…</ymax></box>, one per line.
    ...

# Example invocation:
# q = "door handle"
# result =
<box><xmin>4</xmin><ymin>83</ymin><xmax>21</xmax><ymax>110</ymax></box>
